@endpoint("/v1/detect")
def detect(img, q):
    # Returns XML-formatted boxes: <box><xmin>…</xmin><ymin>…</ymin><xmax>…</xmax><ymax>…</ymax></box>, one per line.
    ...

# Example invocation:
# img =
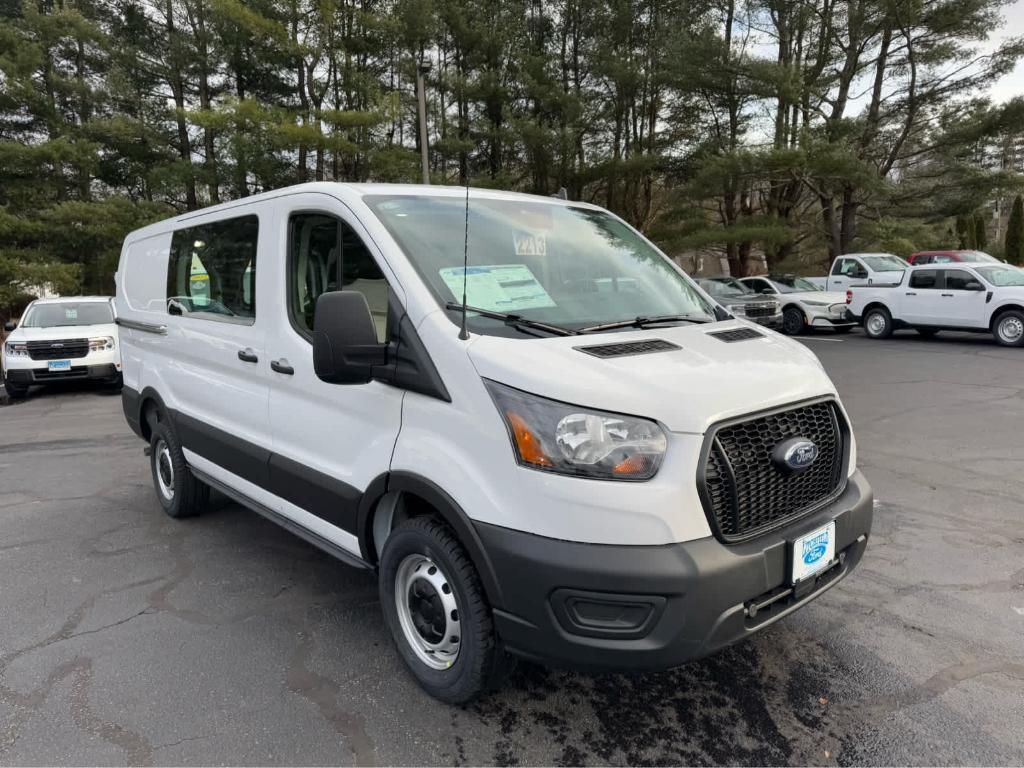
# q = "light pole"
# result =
<box><xmin>416</xmin><ymin>58</ymin><xmax>432</xmax><ymax>185</ymax></box>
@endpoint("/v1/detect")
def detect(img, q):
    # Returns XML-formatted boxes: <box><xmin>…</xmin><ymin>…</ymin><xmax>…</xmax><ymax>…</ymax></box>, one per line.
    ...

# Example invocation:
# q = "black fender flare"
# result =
<box><xmin>357</xmin><ymin>471</ymin><xmax>505</xmax><ymax>610</ymax></box>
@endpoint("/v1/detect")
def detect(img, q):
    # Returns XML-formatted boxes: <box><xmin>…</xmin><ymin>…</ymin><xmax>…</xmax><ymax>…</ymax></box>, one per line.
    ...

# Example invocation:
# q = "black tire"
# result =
<box><xmin>149</xmin><ymin>421</ymin><xmax>209</xmax><ymax>518</ymax></box>
<box><xmin>782</xmin><ymin>306</ymin><xmax>806</xmax><ymax>335</ymax></box>
<box><xmin>916</xmin><ymin>328</ymin><xmax>939</xmax><ymax>338</ymax></box>
<box><xmin>3</xmin><ymin>379</ymin><xmax>28</xmax><ymax>399</ymax></box>
<box><xmin>863</xmin><ymin>306</ymin><xmax>893</xmax><ymax>339</ymax></box>
<box><xmin>992</xmin><ymin>309</ymin><xmax>1024</xmax><ymax>347</ymax></box>
<box><xmin>379</xmin><ymin>516</ymin><xmax>505</xmax><ymax>704</ymax></box>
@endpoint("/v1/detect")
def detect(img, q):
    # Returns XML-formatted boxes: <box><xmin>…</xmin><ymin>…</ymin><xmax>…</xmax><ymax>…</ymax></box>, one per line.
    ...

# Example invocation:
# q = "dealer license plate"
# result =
<box><xmin>47</xmin><ymin>360</ymin><xmax>72</xmax><ymax>371</ymax></box>
<box><xmin>791</xmin><ymin>521</ymin><xmax>836</xmax><ymax>583</ymax></box>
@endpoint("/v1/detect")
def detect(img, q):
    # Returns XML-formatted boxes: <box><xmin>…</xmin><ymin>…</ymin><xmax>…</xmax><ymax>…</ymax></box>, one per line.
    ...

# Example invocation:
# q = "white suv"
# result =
<box><xmin>3</xmin><ymin>296</ymin><xmax>122</xmax><ymax>399</ymax></box>
<box><xmin>115</xmin><ymin>183</ymin><xmax>872</xmax><ymax>703</ymax></box>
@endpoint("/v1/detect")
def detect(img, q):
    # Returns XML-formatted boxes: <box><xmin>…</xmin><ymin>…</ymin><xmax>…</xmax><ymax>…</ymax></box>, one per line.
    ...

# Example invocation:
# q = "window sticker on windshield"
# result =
<box><xmin>513</xmin><ymin>233</ymin><xmax>546</xmax><ymax>257</ymax></box>
<box><xmin>65</xmin><ymin>308</ymin><xmax>78</xmax><ymax>320</ymax></box>
<box><xmin>439</xmin><ymin>265</ymin><xmax>556</xmax><ymax>311</ymax></box>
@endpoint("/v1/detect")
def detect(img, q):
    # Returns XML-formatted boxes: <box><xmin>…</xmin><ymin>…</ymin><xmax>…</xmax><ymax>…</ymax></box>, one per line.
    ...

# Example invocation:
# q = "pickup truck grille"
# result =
<box><xmin>700</xmin><ymin>400</ymin><xmax>847</xmax><ymax>542</ymax></box>
<box><xmin>26</xmin><ymin>339</ymin><xmax>89</xmax><ymax>360</ymax></box>
<box><xmin>744</xmin><ymin>302</ymin><xmax>778</xmax><ymax>319</ymax></box>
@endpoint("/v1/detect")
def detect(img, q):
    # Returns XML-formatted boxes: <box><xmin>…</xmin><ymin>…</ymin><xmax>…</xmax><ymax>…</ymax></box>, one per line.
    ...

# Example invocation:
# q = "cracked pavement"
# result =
<box><xmin>1</xmin><ymin>330</ymin><xmax>1023</xmax><ymax>765</ymax></box>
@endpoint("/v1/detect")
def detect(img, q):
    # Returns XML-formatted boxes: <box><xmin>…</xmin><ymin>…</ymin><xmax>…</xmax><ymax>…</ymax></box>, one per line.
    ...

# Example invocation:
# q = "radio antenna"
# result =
<box><xmin>458</xmin><ymin>179</ymin><xmax>470</xmax><ymax>340</ymax></box>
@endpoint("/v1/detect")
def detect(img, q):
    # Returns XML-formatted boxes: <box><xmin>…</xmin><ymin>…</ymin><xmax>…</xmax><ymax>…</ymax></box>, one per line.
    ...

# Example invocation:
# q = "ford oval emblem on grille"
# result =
<box><xmin>773</xmin><ymin>437</ymin><xmax>818</xmax><ymax>474</ymax></box>
<box><xmin>51</xmin><ymin>343</ymin><xmax>64</xmax><ymax>348</ymax></box>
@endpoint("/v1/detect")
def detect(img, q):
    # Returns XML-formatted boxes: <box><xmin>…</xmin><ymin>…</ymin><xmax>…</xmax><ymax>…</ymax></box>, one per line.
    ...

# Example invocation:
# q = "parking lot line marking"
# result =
<box><xmin>798</xmin><ymin>337</ymin><xmax>845</xmax><ymax>342</ymax></box>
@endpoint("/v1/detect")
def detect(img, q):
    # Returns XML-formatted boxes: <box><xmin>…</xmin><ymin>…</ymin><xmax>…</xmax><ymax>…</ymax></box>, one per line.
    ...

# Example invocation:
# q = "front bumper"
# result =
<box><xmin>477</xmin><ymin>470</ymin><xmax>872</xmax><ymax>670</ymax></box>
<box><xmin>4</xmin><ymin>362</ymin><xmax>121</xmax><ymax>385</ymax></box>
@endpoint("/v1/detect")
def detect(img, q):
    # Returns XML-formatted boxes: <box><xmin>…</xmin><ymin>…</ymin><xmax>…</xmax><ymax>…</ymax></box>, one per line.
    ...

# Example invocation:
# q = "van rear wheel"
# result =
<box><xmin>379</xmin><ymin>516</ymin><xmax>505</xmax><ymax>704</ymax></box>
<box><xmin>149</xmin><ymin>422</ymin><xmax>209</xmax><ymax>518</ymax></box>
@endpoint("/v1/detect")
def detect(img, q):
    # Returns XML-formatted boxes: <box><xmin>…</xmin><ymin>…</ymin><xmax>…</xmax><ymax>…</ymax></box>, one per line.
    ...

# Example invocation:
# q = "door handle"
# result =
<box><xmin>941</xmin><ymin>293</ymin><xmax>953</xmax><ymax>297</ymax></box>
<box><xmin>237</xmin><ymin>348</ymin><xmax>258</xmax><ymax>363</ymax></box>
<box><xmin>270</xmin><ymin>358</ymin><xmax>294</xmax><ymax>375</ymax></box>
<box><xmin>905</xmin><ymin>292</ymin><xmax>916</xmax><ymax>296</ymax></box>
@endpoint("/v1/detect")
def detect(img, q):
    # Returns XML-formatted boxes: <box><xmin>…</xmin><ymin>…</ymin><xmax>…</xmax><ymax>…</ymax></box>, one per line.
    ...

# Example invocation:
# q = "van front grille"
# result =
<box><xmin>699</xmin><ymin>400</ymin><xmax>846</xmax><ymax>542</ymax></box>
<box><xmin>26</xmin><ymin>339</ymin><xmax>89</xmax><ymax>360</ymax></box>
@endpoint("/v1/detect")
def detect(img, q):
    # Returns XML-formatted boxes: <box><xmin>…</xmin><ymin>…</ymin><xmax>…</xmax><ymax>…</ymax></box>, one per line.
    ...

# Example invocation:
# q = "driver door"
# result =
<box><xmin>938</xmin><ymin>269</ymin><xmax>988</xmax><ymax>328</ymax></box>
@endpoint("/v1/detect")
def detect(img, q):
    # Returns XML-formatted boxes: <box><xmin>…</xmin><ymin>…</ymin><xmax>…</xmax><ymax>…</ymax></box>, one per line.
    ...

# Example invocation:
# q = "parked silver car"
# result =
<box><xmin>698</xmin><ymin>277</ymin><xmax>783</xmax><ymax>329</ymax></box>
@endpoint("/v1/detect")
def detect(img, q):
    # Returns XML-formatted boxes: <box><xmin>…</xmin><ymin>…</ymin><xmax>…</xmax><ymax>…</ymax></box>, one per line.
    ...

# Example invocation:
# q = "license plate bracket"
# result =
<box><xmin>791</xmin><ymin>521</ymin><xmax>836</xmax><ymax>584</ymax></box>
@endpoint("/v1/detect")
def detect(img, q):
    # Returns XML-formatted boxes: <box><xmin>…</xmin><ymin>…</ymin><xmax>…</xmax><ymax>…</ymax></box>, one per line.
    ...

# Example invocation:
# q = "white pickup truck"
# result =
<box><xmin>827</xmin><ymin>253</ymin><xmax>908</xmax><ymax>292</ymax></box>
<box><xmin>846</xmin><ymin>263</ymin><xmax>1024</xmax><ymax>346</ymax></box>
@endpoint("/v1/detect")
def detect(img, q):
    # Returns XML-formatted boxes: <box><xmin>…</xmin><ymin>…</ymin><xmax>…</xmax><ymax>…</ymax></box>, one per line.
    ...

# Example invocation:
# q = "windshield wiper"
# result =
<box><xmin>579</xmin><ymin>314</ymin><xmax>712</xmax><ymax>333</ymax></box>
<box><xmin>444</xmin><ymin>302</ymin><xmax>580</xmax><ymax>337</ymax></box>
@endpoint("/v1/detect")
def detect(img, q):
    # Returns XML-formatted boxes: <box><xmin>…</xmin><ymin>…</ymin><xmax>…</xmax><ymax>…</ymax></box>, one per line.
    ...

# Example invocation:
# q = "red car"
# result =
<box><xmin>907</xmin><ymin>250</ymin><xmax>999</xmax><ymax>265</ymax></box>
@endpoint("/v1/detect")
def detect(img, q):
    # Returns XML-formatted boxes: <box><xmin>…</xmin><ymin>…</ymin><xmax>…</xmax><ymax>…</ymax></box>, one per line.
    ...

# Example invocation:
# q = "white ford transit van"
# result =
<box><xmin>115</xmin><ymin>183</ymin><xmax>872</xmax><ymax>703</ymax></box>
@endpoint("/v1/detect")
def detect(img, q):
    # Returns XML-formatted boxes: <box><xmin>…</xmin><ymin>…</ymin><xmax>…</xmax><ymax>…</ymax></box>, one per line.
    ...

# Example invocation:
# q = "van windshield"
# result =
<box><xmin>365</xmin><ymin>195</ymin><xmax>714</xmax><ymax>337</ymax></box>
<box><xmin>21</xmin><ymin>302</ymin><xmax>113</xmax><ymax>328</ymax></box>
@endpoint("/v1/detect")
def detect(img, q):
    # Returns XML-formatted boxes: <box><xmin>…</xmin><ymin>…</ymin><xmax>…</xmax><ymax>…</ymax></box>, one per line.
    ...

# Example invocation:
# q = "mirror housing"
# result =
<box><xmin>761</xmin><ymin>288</ymin><xmax>774</xmax><ymax>295</ymax></box>
<box><xmin>3</xmin><ymin>320</ymin><xmax>16</xmax><ymax>332</ymax></box>
<box><xmin>964</xmin><ymin>280</ymin><xmax>984</xmax><ymax>291</ymax></box>
<box><xmin>312</xmin><ymin>291</ymin><xmax>388</xmax><ymax>384</ymax></box>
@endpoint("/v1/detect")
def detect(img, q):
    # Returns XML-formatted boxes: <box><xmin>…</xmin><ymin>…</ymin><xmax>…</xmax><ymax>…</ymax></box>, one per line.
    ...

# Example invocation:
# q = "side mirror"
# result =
<box><xmin>3</xmin><ymin>320</ymin><xmax>16</xmax><ymax>332</ymax></box>
<box><xmin>761</xmin><ymin>288</ymin><xmax>773</xmax><ymax>295</ymax></box>
<box><xmin>312</xmin><ymin>291</ymin><xmax>387</xmax><ymax>384</ymax></box>
<box><xmin>964</xmin><ymin>280</ymin><xmax>984</xmax><ymax>291</ymax></box>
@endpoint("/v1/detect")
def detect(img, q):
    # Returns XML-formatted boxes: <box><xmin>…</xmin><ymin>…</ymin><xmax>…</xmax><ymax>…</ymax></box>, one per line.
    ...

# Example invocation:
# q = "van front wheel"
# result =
<box><xmin>149</xmin><ymin>422</ymin><xmax>209</xmax><ymax>518</ymax></box>
<box><xmin>379</xmin><ymin>516</ymin><xmax>504</xmax><ymax>704</ymax></box>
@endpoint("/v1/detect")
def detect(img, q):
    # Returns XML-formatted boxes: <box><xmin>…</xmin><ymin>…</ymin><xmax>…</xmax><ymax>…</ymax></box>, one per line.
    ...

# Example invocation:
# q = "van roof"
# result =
<box><xmin>123</xmin><ymin>182</ymin><xmax>595</xmax><ymax>244</ymax></box>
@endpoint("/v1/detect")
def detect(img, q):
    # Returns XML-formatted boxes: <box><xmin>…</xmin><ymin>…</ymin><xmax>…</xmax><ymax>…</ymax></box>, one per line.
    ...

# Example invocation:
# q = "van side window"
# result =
<box><xmin>909</xmin><ymin>269</ymin><xmax>939</xmax><ymax>289</ymax></box>
<box><xmin>167</xmin><ymin>215</ymin><xmax>258</xmax><ymax>323</ymax></box>
<box><xmin>289</xmin><ymin>213</ymin><xmax>388</xmax><ymax>342</ymax></box>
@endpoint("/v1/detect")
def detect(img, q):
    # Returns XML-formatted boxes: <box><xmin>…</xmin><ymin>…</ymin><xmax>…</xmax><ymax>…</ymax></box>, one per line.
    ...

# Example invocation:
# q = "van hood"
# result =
<box><xmin>9</xmin><ymin>324</ymin><xmax>117</xmax><ymax>341</ymax></box>
<box><xmin>467</xmin><ymin>322</ymin><xmax>838</xmax><ymax>434</ymax></box>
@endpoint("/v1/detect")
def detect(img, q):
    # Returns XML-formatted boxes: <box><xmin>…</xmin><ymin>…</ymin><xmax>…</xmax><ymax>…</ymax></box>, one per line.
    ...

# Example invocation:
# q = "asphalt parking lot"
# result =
<box><xmin>1</xmin><ymin>330</ymin><xmax>1022</xmax><ymax>766</ymax></box>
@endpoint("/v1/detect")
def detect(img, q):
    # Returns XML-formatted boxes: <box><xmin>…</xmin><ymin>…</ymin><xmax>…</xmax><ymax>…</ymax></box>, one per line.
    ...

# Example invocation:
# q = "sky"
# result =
<box><xmin>989</xmin><ymin>0</ymin><xmax>1024</xmax><ymax>102</ymax></box>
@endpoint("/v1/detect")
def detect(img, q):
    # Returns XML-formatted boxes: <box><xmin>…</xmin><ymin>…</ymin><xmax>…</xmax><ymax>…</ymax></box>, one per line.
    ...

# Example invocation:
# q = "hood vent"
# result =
<box><xmin>575</xmin><ymin>339</ymin><xmax>681</xmax><ymax>358</ymax></box>
<box><xmin>708</xmin><ymin>327</ymin><xmax>765</xmax><ymax>343</ymax></box>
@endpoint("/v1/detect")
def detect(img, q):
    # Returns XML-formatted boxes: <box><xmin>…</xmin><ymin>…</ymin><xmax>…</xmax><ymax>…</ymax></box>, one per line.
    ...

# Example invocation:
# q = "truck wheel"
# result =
<box><xmin>150</xmin><ymin>422</ymin><xmax>209</xmax><ymax>518</ymax></box>
<box><xmin>863</xmin><ymin>307</ymin><xmax>893</xmax><ymax>339</ymax></box>
<box><xmin>782</xmin><ymin>307</ymin><xmax>806</xmax><ymax>335</ymax></box>
<box><xmin>993</xmin><ymin>310</ymin><xmax>1024</xmax><ymax>347</ymax></box>
<box><xmin>379</xmin><ymin>516</ymin><xmax>505</xmax><ymax>704</ymax></box>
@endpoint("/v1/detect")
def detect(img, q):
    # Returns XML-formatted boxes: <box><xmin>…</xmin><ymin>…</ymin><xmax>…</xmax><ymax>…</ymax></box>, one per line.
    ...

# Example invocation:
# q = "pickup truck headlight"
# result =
<box><xmin>89</xmin><ymin>336</ymin><xmax>115</xmax><ymax>351</ymax></box>
<box><xmin>484</xmin><ymin>380</ymin><xmax>667</xmax><ymax>480</ymax></box>
<box><xmin>726</xmin><ymin>304</ymin><xmax>747</xmax><ymax>316</ymax></box>
<box><xmin>4</xmin><ymin>341</ymin><xmax>28</xmax><ymax>357</ymax></box>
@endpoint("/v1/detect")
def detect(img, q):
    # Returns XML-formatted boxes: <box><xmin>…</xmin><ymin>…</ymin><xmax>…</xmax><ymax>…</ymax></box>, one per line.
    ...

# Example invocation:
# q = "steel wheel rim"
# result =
<box><xmin>998</xmin><ymin>316</ymin><xmax>1023</xmax><ymax>343</ymax></box>
<box><xmin>394</xmin><ymin>553</ymin><xmax>461</xmax><ymax>670</ymax></box>
<box><xmin>155</xmin><ymin>439</ymin><xmax>175</xmax><ymax>501</ymax></box>
<box><xmin>866</xmin><ymin>313</ymin><xmax>886</xmax><ymax>336</ymax></box>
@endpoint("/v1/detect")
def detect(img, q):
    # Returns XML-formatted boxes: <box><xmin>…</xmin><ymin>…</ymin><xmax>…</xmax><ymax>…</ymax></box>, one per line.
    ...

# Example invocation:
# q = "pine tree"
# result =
<box><xmin>974</xmin><ymin>213</ymin><xmax>988</xmax><ymax>250</ymax></box>
<box><xmin>1006</xmin><ymin>196</ymin><xmax>1024</xmax><ymax>266</ymax></box>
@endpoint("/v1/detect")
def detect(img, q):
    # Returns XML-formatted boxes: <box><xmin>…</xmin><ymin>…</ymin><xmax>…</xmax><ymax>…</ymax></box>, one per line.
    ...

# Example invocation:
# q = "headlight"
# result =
<box><xmin>484</xmin><ymin>380</ymin><xmax>668</xmax><ymax>481</ymax></box>
<box><xmin>89</xmin><ymin>336</ymin><xmax>115</xmax><ymax>351</ymax></box>
<box><xmin>802</xmin><ymin>300</ymin><xmax>830</xmax><ymax>307</ymax></box>
<box><xmin>726</xmin><ymin>304</ymin><xmax>747</xmax><ymax>316</ymax></box>
<box><xmin>4</xmin><ymin>341</ymin><xmax>28</xmax><ymax>357</ymax></box>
